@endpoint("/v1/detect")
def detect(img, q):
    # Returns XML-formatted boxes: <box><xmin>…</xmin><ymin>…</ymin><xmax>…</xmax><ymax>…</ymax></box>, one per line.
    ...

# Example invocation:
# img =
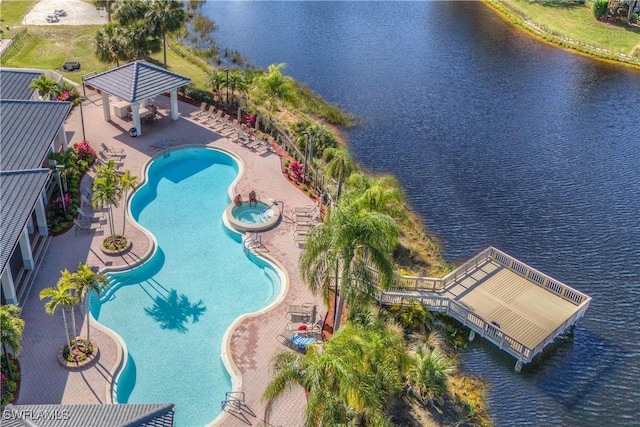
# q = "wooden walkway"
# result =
<box><xmin>379</xmin><ymin>247</ymin><xmax>591</xmax><ymax>371</ymax></box>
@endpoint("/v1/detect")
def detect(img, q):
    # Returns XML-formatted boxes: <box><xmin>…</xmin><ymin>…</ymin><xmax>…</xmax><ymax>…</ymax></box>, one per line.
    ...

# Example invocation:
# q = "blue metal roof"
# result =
<box><xmin>1</xmin><ymin>100</ymin><xmax>72</xmax><ymax>171</ymax></box>
<box><xmin>0</xmin><ymin>170</ymin><xmax>50</xmax><ymax>277</ymax></box>
<box><xmin>2</xmin><ymin>403</ymin><xmax>175</xmax><ymax>427</ymax></box>
<box><xmin>84</xmin><ymin>60</ymin><xmax>191</xmax><ymax>103</ymax></box>
<box><xmin>0</xmin><ymin>69</ymin><xmax>42</xmax><ymax>100</ymax></box>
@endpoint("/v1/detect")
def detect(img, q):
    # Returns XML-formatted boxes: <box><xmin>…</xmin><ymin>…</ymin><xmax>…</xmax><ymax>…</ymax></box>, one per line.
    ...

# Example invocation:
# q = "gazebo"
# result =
<box><xmin>84</xmin><ymin>60</ymin><xmax>191</xmax><ymax>137</ymax></box>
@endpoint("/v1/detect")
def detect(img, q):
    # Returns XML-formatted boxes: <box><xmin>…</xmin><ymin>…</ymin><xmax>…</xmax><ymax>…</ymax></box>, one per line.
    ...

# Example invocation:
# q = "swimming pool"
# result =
<box><xmin>91</xmin><ymin>147</ymin><xmax>283</xmax><ymax>426</ymax></box>
<box><xmin>225</xmin><ymin>201</ymin><xmax>281</xmax><ymax>233</ymax></box>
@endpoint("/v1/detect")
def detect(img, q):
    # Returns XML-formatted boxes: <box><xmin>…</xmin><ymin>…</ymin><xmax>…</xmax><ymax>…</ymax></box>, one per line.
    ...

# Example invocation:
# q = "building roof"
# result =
<box><xmin>0</xmin><ymin>69</ymin><xmax>42</xmax><ymax>100</ymax></box>
<box><xmin>84</xmin><ymin>60</ymin><xmax>191</xmax><ymax>103</ymax></box>
<box><xmin>0</xmin><ymin>100</ymin><xmax>71</xmax><ymax>171</ymax></box>
<box><xmin>0</xmin><ymin>170</ymin><xmax>50</xmax><ymax>276</ymax></box>
<box><xmin>2</xmin><ymin>403</ymin><xmax>175</xmax><ymax>427</ymax></box>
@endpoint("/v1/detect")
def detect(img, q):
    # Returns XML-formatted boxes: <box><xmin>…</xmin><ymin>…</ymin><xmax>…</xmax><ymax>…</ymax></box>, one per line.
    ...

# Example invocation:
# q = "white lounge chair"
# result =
<box><xmin>73</xmin><ymin>218</ymin><xmax>102</xmax><ymax>234</ymax></box>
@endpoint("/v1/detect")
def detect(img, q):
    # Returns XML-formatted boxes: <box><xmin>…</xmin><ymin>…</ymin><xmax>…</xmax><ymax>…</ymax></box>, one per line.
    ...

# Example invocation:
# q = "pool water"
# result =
<box><xmin>233</xmin><ymin>202</ymin><xmax>273</xmax><ymax>224</ymax></box>
<box><xmin>91</xmin><ymin>147</ymin><xmax>282</xmax><ymax>426</ymax></box>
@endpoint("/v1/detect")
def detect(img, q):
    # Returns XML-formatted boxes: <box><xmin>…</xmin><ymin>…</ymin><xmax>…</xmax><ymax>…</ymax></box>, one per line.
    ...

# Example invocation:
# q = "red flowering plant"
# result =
<box><xmin>245</xmin><ymin>113</ymin><xmax>256</xmax><ymax>128</ymax></box>
<box><xmin>74</xmin><ymin>140</ymin><xmax>96</xmax><ymax>166</ymax></box>
<box><xmin>290</xmin><ymin>160</ymin><xmax>304</xmax><ymax>182</ymax></box>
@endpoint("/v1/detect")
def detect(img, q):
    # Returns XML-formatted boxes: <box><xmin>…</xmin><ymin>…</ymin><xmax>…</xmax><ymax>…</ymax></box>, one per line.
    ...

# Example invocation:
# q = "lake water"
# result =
<box><xmin>202</xmin><ymin>1</ymin><xmax>640</xmax><ymax>425</ymax></box>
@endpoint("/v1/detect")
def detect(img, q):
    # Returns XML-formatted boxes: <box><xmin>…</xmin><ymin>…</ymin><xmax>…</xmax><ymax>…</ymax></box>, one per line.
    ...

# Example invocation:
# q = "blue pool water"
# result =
<box><xmin>232</xmin><ymin>202</ymin><xmax>273</xmax><ymax>224</ymax></box>
<box><xmin>91</xmin><ymin>147</ymin><xmax>282</xmax><ymax>426</ymax></box>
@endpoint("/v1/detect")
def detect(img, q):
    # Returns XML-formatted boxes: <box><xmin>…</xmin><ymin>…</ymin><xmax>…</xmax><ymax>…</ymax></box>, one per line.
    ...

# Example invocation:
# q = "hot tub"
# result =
<box><xmin>225</xmin><ymin>201</ymin><xmax>281</xmax><ymax>232</ymax></box>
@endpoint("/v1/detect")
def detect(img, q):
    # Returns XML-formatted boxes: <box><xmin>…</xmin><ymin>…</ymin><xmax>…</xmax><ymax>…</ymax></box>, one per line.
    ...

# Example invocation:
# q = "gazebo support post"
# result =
<box><xmin>170</xmin><ymin>89</ymin><xmax>179</xmax><ymax>120</ymax></box>
<box><xmin>131</xmin><ymin>102</ymin><xmax>142</xmax><ymax>137</ymax></box>
<box><xmin>102</xmin><ymin>92</ymin><xmax>111</xmax><ymax>122</ymax></box>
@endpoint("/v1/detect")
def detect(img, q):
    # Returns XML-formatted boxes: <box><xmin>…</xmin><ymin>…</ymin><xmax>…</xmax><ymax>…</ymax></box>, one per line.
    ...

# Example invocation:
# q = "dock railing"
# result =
<box><xmin>379</xmin><ymin>246</ymin><xmax>592</xmax><ymax>365</ymax></box>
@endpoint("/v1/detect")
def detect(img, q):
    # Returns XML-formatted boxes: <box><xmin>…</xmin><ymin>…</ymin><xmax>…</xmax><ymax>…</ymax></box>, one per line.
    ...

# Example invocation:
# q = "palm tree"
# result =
<box><xmin>205</xmin><ymin>70</ymin><xmax>226</xmax><ymax>106</ymax></box>
<box><xmin>264</xmin><ymin>319</ymin><xmax>405</xmax><ymax>426</ymax></box>
<box><xmin>405</xmin><ymin>345</ymin><xmax>454</xmax><ymax>408</ymax></box>
<box><xmin>112</xmin><ymin>0</ymin><xmax>148</xmax><ymax>24</ymax></box>
<box><xmin>73</xmin><ymin>263</ymin><xmax>108</xmax><ymax>346</ymax></box>
<box><xmin>147</xmin><ymin>0</ymin><xmax>185</xmax><ymax>68</ymax></box>
<box><xmin>119</xmin><ymin>170</ymin><xmax>139</xmax><ymax>237</ymax></box>
<box><xmin>300</xmin><ymin>201</ymin><xmax>400</xmax><ymax>332</ymax></box>
<box><xmin>389</xmin><ymin>300</ymin><xmax>433</xmax><ymax>335</ymax></box>
<box><xmin>227</xmin><ymin>70</ymin><xmax>248</xmax><ymax>105</ymax></box>
<box><xmin>94</xmin><ymin>23</ymin><xmax>128</xmax><ymax>66</ymax></box>
<box><xmin>29</xmin><ymin>75</ymin><xmax>60</xmax><ymax>100</ymax></box>
<box><xmin>56</xmin><ymin>269</ymin><xmax>80</xmax><ymax>350</ymax></box>
<box><xmin>323</xmin><ymin>147</ymin><xmax>357</xmax><ymax>202</ymax></box>
<box><xmin>0</xmin><ymin>304</ymin><xmax>24</xmax><ymax>379</ymax></box>
<box><xmin>121</xmin><ymin>19</ymin><xmax>161</xmax><ymax>60</ymax></box>
<box><xmin>40</xmin><ymin>281</ymin><xmax>76</xmax><ymax>353</ymax></box>
<box><xmin>93</xmin><ymin>160</ymin><xmax>123</xmax><ymax>244</ymax></box>
<box><xmin>47</xmin><ymin>148</ymin><xmax>77</xmax><ymax>192</ymax></box>
<box><xmin>343</xmin><ymin>173</ymin><xmax>406</xmax><ymax>220</ymax></box>
<box><xmin>254</xmin><ymin>63</ymin><xmax>297</xmax><ymax>118</ymax></box>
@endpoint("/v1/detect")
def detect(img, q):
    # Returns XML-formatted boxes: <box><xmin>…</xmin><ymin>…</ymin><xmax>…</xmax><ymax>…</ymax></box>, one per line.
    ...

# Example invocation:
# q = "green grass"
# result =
<box><xmin>0</xmin><ymin>0</ymin><xmax>38</xmax><ymax>39</ymax></box>
<box><xmin>488</xmin><ymin>0</ymin><xmax>640</xmax><ymax>64</ymax></box>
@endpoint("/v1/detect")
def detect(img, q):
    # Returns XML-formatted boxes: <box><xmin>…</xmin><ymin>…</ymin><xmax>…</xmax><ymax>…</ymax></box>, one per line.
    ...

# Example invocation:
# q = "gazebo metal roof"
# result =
<box><xmin>84</xmin><ymin>60</ymin><xmax>190</xmax><ymax>103</ymax></box>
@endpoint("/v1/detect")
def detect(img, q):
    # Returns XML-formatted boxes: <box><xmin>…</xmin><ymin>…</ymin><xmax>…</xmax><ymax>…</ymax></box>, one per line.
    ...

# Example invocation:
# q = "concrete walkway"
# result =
<box><xmin>18</xmin><ymin>89</ymin><xmax>323</xmax><ymax>426</ymax></box>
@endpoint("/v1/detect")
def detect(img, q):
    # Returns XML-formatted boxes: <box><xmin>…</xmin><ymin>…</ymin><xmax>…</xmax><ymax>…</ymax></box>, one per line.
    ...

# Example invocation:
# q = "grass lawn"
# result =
<box><xmin>0</xmin><ymin>0</ymin><xmax>38</xmax><ymax>27</ymax></box>
<box><xmin>493</xmin><ymin>0</ymin><xmax>640</xmax><ymax>56</ymax></box>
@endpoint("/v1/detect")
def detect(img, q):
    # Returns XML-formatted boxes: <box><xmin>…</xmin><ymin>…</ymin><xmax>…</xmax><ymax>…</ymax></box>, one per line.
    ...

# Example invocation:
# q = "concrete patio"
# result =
<box><xmin>17</xmin><ymin>88</ymin><xmax>323</xmax><ymax>426</ymax></box>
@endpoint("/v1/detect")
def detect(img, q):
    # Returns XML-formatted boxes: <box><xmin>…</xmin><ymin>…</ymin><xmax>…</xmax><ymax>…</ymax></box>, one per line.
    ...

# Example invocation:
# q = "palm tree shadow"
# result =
<box><xmin>144</xmin><ymin>289</ymin><xmax>206</xmax><ymax>333</ymax></box>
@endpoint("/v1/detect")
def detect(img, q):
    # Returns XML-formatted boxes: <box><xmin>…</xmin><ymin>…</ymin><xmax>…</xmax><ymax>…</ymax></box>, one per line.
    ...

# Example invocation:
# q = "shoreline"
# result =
<box><xmin>483</xmin><ymin>0</ymin><xmax>640</xmax><ymax>70</ymax></box>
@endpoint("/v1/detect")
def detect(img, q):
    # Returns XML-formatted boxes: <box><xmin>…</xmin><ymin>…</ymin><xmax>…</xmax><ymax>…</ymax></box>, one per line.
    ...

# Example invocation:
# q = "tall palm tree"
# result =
<box><xmin>47</xmin><ymin>148</ymin><xmax>77</xmax><ymax>192</ymax></box>
<box><xmin>147</xmin><ymin>0</ymin><xmax>185</xmax><ymax>68</ymax></box>
<box><xmin>56</xmin><ymin>269</ymin><xmax>80</xmax><ymax>350</ymax></box>
<box><xmin>205</xmin><ymin>70</ymin><xmax>226</xmax><ymax>106</ymax></box>
<box><xmin>94</xmin><ymin>23</ymin><xmax>128</xmax><ymax>66</ymax></box>
<box><xmin>29</xmin><ymin>75</ymin><xmax>60</xmax><ymax>100</ymax></box>
<box><xmin>74</xmin><ymin>263</ymin><xmax>108</xmax><ymax>346</ymax></box>
<box><xmin>40</xmin><ymin>282</ymin><xmax>76</xmax><ymax>352</ymax></box>
<box><xmin>93</xmin><ymin>160</ymin><xmax>123</xmax><ymax>244</ymax></box>
<box><xmin>323</xmin><ymin>147</ymin><xmax>357</xmax><ymax>202</ymax></box>
<box><xmin>121</xmin><ymin>19</ymin><xmax>161</xmax><ymax>60</ymax></box>
<box><xmin>112</xmin><ymin>0</ymin><xmax>148</xmax><ymax>24</ymax></box>
<box><xmin>0</xmin><ymin>304</ymin><xmax>24</xmax><ymax>379</ymax></box>
<box><xmin>119</xmin><ymin>170</ymin><xmax>139</xmax><ymax>237</ymax></box>
<box><xmin>300</xmin><ymin>202</ymin><xmax>400</xmax><ymax>331</ymax></box>
<box><xmin>405</xmin><ymin>345</ymin><xmax>454</xmax><ymax>408</ymax></box>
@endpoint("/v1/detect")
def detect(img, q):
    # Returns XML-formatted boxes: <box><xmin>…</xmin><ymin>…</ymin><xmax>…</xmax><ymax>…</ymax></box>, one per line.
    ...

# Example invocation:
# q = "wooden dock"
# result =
<box><xmin>379</xmin><ymin>247</ymin><xmax>591</xmax><ymax>371</ymax></box>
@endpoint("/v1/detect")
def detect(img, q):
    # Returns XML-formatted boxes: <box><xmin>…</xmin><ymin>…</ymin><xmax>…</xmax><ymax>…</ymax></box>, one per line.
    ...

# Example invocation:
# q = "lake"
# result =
<box><xmin>202</xmin><ymin>1</ymin><xmax>640</xmax><ymax>425</ymax></box>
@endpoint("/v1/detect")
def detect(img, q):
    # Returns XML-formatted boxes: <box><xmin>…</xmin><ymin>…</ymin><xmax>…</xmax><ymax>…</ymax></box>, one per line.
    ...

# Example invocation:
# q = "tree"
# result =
<box><xmin>47</xmin><ymin>148</ymin><xmax>77</xmax><ymax>192</ymax></box>
<box><xmin>147</xmin><ymin>0</ymin><xmax>185</xmax><ymax>68</ymax></box>
<box><xmin>254</xmin><ymin>63</ymin><xmax>297</xmax><ymax>117</ymax></box>
<box><xmin>121</xmin><ymin>20</ymin><xmax>161</xmax><ymax>60</ymax></box>
<box><xmin>0</xmin><ymin>305</ymin><xmax>25</xmax><ymax>379</ymax></box>
<box><xmin>112</xmin><ymin>0</ymin><xmax>149</xmax><ymax>24</ymax></box>
<box><xmin>263</xmin><ymin>318</ymin><xmax>405</xmax><ymax>426</ymax></box>
<box><xmin>29</xmin><ymin>75</ymin><xmax>59</xmax><ymax>100</ymax></box>
<box><xmin>205</xmin><ymin>70</ymin><xmax>226</xmax><ymax>106</ymax></box>
<box><xmin>300</xmin><ymin>201</ymin><xmax>400</xmax><ymax>331</ymax></box>
<box><xmin>227</xmin><ymin>70</ymin><xmax>248</xmax><ymax>105</ymax></box>
<box><xmin>92</xmin><ymin>160</ymin><xmax>123</xmax><ymax>244</ymax></box>
<box><xmin>56</xmin><ymin>269</ymin><xmax>81</xmax><ymax>350</ymax></box>
<box><xmin>73</xmin><ymin>263</ymin><xmax>108</xmax><ymax>346</ymax></box>
<box><xmin>119</xmin><ymin>170</ymin><xmax>139</xmax><ymax>237</ymax></box>
<box><xmin>94</xmin><ymin>23</ymin><xmax>128</xmax><ymax>66</ymax></box>
<box><xmin>405</xmin><ymin>345</ymin><xmax>454</xmax><ymax>408</ymax></box>
<box><xmin>40</xmin><ymin>281</ymin><xmax>76</xmax><ymax>353</ymax></box>
<box><xmin>323</xmin><ymin>147</ymin><xmax>357</xmax><ymax>202</ymax></box>
<box><xmin>343</xmin><ymin>173</ymin><xmax>406</xmax><ymax>220</ymax></box>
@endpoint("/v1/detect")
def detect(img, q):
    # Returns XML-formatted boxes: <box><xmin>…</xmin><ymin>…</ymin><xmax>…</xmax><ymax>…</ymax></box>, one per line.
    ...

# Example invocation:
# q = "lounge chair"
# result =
<box><xmin>73</xmin><ymin>218</ymin><xmax>102</xmax><ymax>234</ymax></box>
<box><xmin>286</xmin><ymin>303</ymin><xmax>313</xmax><ymax>317</ymax></box>
<box><xmin>190</xmin><ymin>102</ymin><xmax>207</xmax><ymax>118</ymax></box>
<box><xmin>76</xmin><ymin>207</ymin><xmax>93</xmax><ymax>220</ymax></box>
<box><xmin>287</xmin><ymin>318</ymin><xmax>324</xmax><ymax>339</ymax></box>
<box><xmin>277</xmin><ymin>329</ymin><xmax>317</xmax><ymax>353</ymax></box>
<box><xmin>101</xmin><ymin>143</ymin><xmax>125</xmax><ymax>158</ymax></box>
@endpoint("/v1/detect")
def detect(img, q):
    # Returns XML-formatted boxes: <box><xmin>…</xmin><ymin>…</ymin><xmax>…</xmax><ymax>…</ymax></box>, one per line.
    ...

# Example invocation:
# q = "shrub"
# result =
<box><xmin>593</xmin><ymin>0</ymin><xmax>608</xmax><ymax>19</ymax></box>
<box><xmin>74</xmin><ymin>140</ymin><xmax>96</xmax><ymax>164</ymax></box>
<box><xmin>301</xmin><ymin>184</ymin><xmax>308</xmax><ymax>192</ymax></box>
<box><xmin>181</xmin><ymin>83</ymin><xmax>213</xmax><ymax>104</ymax></box>
<box><xmin>284</xmin><ymin>158</ymin><xmax>291</xmax><ymax>168</ymax></box>
<box><xmin>291</xmin><ymin>161</ymin><xmax>304</xmax><ymax>181</ymax></box>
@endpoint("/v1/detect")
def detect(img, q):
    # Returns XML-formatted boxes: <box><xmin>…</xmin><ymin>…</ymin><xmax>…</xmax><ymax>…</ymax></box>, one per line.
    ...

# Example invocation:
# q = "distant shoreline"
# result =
<box><xmin>483</xmin><ymin>0</ymin><xmax>640</xmax><ymax>70</ymax></box>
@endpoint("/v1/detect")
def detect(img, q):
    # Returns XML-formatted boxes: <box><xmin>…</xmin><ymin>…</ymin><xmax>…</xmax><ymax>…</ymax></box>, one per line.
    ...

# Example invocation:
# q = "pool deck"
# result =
<box><xmin>17</xmin><ymin>90</ymin><xmax>320</xmax><ymax>426</ymax></box>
